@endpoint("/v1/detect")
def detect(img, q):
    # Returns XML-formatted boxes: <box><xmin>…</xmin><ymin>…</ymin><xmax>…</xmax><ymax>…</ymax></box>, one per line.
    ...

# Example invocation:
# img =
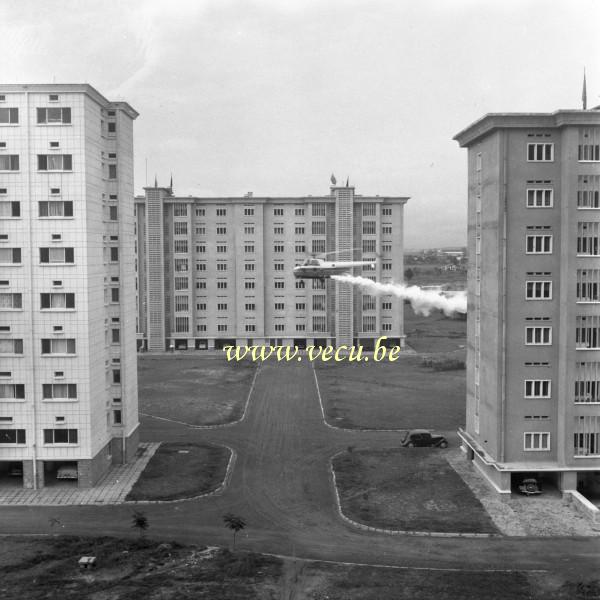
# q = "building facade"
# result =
<box><xmin>135</xmin><ymin>184</ymin><xmax>408</xmax><ymax>351</ymax></box>
<box><xmin>455</xmin><ymin>108</ymin><xmax>600</xmax><ymax>494</ymax></box>
<box><xmin>0</xmin><ymin>84</ymin><xmax>139</xmax><ymax>488</ymax></box>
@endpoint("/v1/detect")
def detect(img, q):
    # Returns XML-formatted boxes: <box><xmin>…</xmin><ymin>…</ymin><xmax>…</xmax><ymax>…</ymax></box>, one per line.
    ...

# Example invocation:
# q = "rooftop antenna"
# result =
<box><xmin>154</xmin><ymin>175</ymin><xmax>157</xmax><ymax>188</ymax></box>
<box><xmin>330</xmin><ymin>173</ymin><xmax>336</xmax><ymax>185</ymax></box>
<box><xmin>582</xmin><ymin>68</ymin><xmax>587</xmax><ymax>110</ymax></box>
<box><xmin>170</xmin><ymin>173</ymin><xmax>173</xmax><ymax>192</ymax></box>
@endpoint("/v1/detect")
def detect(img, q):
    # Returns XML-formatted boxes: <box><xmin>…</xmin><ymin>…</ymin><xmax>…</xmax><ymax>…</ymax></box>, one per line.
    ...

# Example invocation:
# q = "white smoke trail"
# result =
<box><xmin>332</xmin><ymin>274</ymin><xmax>467</xmax><ymax>317</ymax></box>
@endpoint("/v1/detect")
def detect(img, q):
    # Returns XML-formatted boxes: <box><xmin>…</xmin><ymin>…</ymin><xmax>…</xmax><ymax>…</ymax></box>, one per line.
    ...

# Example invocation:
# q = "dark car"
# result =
<box><xmin>400</xmin><ymin>429</ymin><xmax>448</xmax><ymax>448</ymax></box>
<box><xmin>518</xmin><ymin>477</ymin><xmax>542</xmax><ymax>496</ymax></box>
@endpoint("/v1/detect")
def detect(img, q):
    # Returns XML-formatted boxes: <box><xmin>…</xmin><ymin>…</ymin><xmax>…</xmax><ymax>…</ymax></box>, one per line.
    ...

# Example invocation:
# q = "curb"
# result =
<box><xmin>141</xmin><ymin>364</ymin><xmax>261</xmax><ymax>431</ymax></box>
<box><xmin>329</xmin><ymin>451</ymin><xmax>499</xmax><ymax>539</ymax></box>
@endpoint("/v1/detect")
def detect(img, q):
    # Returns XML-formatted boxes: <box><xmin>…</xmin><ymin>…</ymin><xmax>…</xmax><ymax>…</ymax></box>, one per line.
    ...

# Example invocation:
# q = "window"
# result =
<box><xmin>43</xmin><ymin>429</ymin><xmax>78</xmax><ymax>444</ymax></box>
<box><xmin>526</xmin><ymin>235</ymin><xmax>552</xmax><ymax>254</ymax></box>
<box><xmin>274</xmin><ymin>244</ymin><xmax>284</xmax><ymax>253</ymax></box>
<box><xmin>574</xmin><ymin>416</ymin><xmax>600</xmax><ymax>456</ymax></box>
<box><xmin>577</xmin><ymin>176</ymin><xmax>600</xmax><ymax>208</ymax></box>
<box><xmin>295</xmin><ymin>208</ymin><xmax>305</xmax><ymax>216</ymax></box>
<box><xmin>575</xmin><ymin>362</ymin><xmax>600</xmax><ymax>402</ymax></box>
<box><xmin>37</xmin><ymin>154</ymin><xmax>72</xmax><ymax>171</ymax></box>
<box><xmin>244</xmin><ymin>207</ymin><xmax>254</xmax><ymax>216</ymax></box>
<box><xmin>274</xmin><ymin>302</ymin><xmax>285</xmax><ymax>310</ymax></box>
<box><xmin>527</xmin><ymin>143</ymin><xmax>553</xmax><ymax>162</ymax></box>
<box><xmin>274</xmin><ymin>324</ymin><xmax>285</xmax><ymax>332</ymax></box>
<box><xmin>382</xmin><ymin>299</ymin><xmax>392</xmax><ymax>310</ymax></box>
<box><xmin>245</xmin><ymin>281</ymin><xmax>255</xmax><ymax>289</ymax></box>
<box><xmin>39</xmin><ymin>247</ymin><xmax>74</xmax><ymax>264</ymax></box>
<box><xmin>174</xmin><ymin>222</ymin><xmax>188</xmax><ymax>235</ymax></box>
<box><xmin>197</xmin><ymin>302</ymin><xmax>207</xmax><ymax>310</ymax></box>
<box><xmin>42</xmin><ymin>383</ymin><xmax>77</xmax><ymax>400</ymax></box>
<box><xmin>175</xmin><ymin>295</ymin><xmax>189</xmax><ymax>312</ymax></box>
<box><xmin>0</xmin><ymin>429</ymin><xmax>26</xmax><ymax>444</ymax></box>
<box><xmin>196</xmin><ymin>245</ymin><xmax>206</xmax><ymax>254</ymax></box>
<box><xmin>296</xmin><ymin>302</ymin><xmax>305</xmax><ymax>310</ymax></box>
<box><xmin>217</xmin><ymin>303</ymin><xmax>228</xmax><ymax>310</ymax></box>
<box><xmin>173</xmin><ymin>203</ymin><xmax>187</xmax><ymax>217</ymax></box>
<box><xmin>362</xmin><ymin>316</ymin><xmax>376</xmax><ymax>331</ymax></box>
<box><xmin>196</xmin><ymin>226</ymin><xmax>206</xmax><ymax>235</ymax></box>
<box><xmin>312</xmin><ymin>279</ymin><xmax>325</xmax><ymax>290</ymax></box>
<box><xmin>312</xmin><ymin>221</ymin><xmax>326</xmax><ymax>235</ymax></box>
<box><xmin>217</xmin><ymin>324</ymin><xmax>228</xmax><ymax>332</ymax></box>
<box><xmin>216</xmin><ymin>226</ymin><xmax>227</xmax><ymax>235</ymax></box>
<box><xmin>0</xmin><ymin>155</ymin><xmax>19</xmax><ymax>170</ymax></box>
<box><xmin>579</xmin><ymin>145</ymin><xmax>600</xmax><ymax>162</ymax></box>
<box><xmin>174</xmin><ymin>258</ymin><xmax>188</xmax><ymax>272</ymax></box>
<box><xmin>363</xmin><ymin>221</ymin><xmax>376</xmax><ymax>235</ymax></box>
<box><xmin>0</xmin><ymin>201</ymin><xmax>20</xmax><ymax>217</ymax></box>
<box><xmin>107</xmin><ymin>121</ymin><xmax>116</xmax><ymax>133</ymax></box>
<box><xmin>296</xmin><ymin>323</ymin><xmax>306</xmax><ymax>331</ymax></box>
<box><xmin>577</xmin><ymin>270</ymin><xmax>600</xmax><ymax>301</ymax></box>
<box><xmin>36</xmin><ymin>107</ymin><xmax>71</xmax><ymax>124</ymax></box>
<box><xmin>0</xmin><ymin>384</ymin><xmax>25</xmax><ymax>399</ymax></box>
<box><xmin>0</xmin><ymin>339</ymin><xmax>23</xmax><ymax>354</ymax></box>
<box><xmin>577</xmin><ymin>222</ymin><xmax>600</xmax><ymax>255</ymax></box>
<box><xmin>245</xmin><ymin>263</ymin><xmax>255</xmax><ymax>272</ymax></box>
<box><xmin>382</xmin><ymin>262</ymin><xmax>392</xmax><ymax>271</ymax></box>
<box><xmin>109</xmin><ymin>206</ymin><xmax>118</xmax><ymax>220</ymax></box>
<box><xmin>525</xmin><ymin>326</ymin><xmax>551</xmax><ymax>345</ymax></box>
<box><xmin>274</xmin><ymin>208</ymin><xmax>284</xmax><ymax>216</ymax></box>
<box><xmin>112</xmin><ymin>369</ymin><xmax>121</xmax><ymax>384</ymax></box>
<box><xmin>174</xmin><ymin>240</ymin><xmax>188</xmax><ymax>253</ymax></box>
<box><xmin>382</xmin><ymin>322</ymin><xmax>392</xmax><ymax>331</ymax></box>
<box><xmin>175</xmin><ymin>317</ymin><xmax>189</xmax><ymax>332</ymax></box>
<box><xmin>295</xmin><ymin>280</ymin><xmax>305</xmax><ymax>289</ymax></box>
<box><xmin>244</xmin><ymin>225</ymin><xmax>255</xmax><ymax>235</ymax></box>
<box><xmin>363</xmin><ymin>240</ymin><xmax>376</xmax><ymax>253</ymax></box>
<box><xmin>0</xmin><ymin>293</ymin><xmax>22</xmax><ymax>309</ymax></box>
<box><xmin>196</xmin><ymin>263</ymin><xmax>206</xmax><ymax>271</ymax></box>
<box><xmin>526</xmin><ymin>281</ymin><xmax>552</xmax><ymax>300</ymax></box>
<box><xmin>108</xmin><ymin>164</ymin><xmax>117</xmax><ymax>179</ymax></box>
<box><xmin>196</xmin><ymin>280</ymin><xmax>206</xmax><ymax>289</ymax></box>
<box><xmin>576</xmin><ymin>316</ymin><xmax>600</xmax><ymax>349</ymax></box>
<box><xmin>244</xmin><ymin>244</ymin><xmax>254</xmax><ymax>253</ymax></box>
<box><xmin>274</xmin><ymin>263</ymin><xmax>284</xmax><ymax>271</ymax></box>
<box><xmin>216</xmin><ymin>208</ymin><xmax>227</xmax><ymax>216</ymax></box>
<box><xmin>174</xmin><ymin>277</ymin><xmax>188</xmax><ymax>291</ymax></box>
<box><xmin>295</xmin><ymin>244</ymin><xmax>306</xmax><ymax>253</ymax></box>
<box><xmin>524</xmin><ymin>432</ymin><xmax>550</xmax><ymax>451</ymax></box>
<box><xmin>0</xmin><ymin>107</ymin><xmax>18</xmax><ymax>124</ymax></box>
<box><xmin>196</xmin><ymin>208</ymin><xmax>205</xmax><ymax>217</ymax></box>
<box><xmin>295</xmin><ymin>226</ymin><xmax>305</xmax><ymax>235</ymax></box>
<box><xmin>527</xmin><ymin>189</ymin><xmax>553</xmax><ymax>208</ymax></box>
<box><xmin>382</xmin><ymin>225</ymin><xmax>392</xmax><ymax>235</ymax></box>
<box><xmin>217</xmin><ymin>262</ymin><xmax>227</xmax><ymax>271</ymax></box>
<box><xmin>41</xmin><ymin>339</ymin><xmax>76</xmax><ymax>354</ymax></box>
<box><xmin>113</xmin><ymin>410</ymin><xmax>122</xmax><ymax>425</ymax></box>
<box><xmin>217</xmin><ymin>281</ymin><xmax>227</xmax><ymax>289</ymax></box>
<box><xmin>110</xmin><ymin>247</ymin><xmax>119</xmax><ymax>262</ymax></box>
<box><xmin>362</xmin><ymin>295</ymin><xmax>375</xmax><ymax>311</ymax></box>
<box><xmin>245</xmin><ymin>303</ymin><xmax>255</xmax><ymax>311</ymax></box>
<box><xmin>274</xmin><ymin>281</ymin><xmax>285</xmax><ymax>289</ymax></box>
<box><xmin>312</xmin><ymin>240</ymin><xmax>326</xmax><ymax>254</ymax></box>
<box><xmin>111</xmin><ymin>288</ymin><xmax>119</xmax><ymax>302</ymax></box>
<box><xmin>362</xmin><ymin>203</ymin><xmax>376</xmax><ymax>216</ymax></box>
<box><xmin>39</xmin><ymin>201</ymin><xmax>73</xmax><ymax>217</ymax></box>
<box><xmin>274</xmin><ymin>226</ymin><xmax>284</xmax><ymax>235</ymax></box>
<box><xmin>197</xmin><ymin>324</ymin><xmax>207</xmax><ymax>332</ymax></box>
<box><xmin>313</xmin><ymin>295</ymin><xmax>326</xmax><ymax>311</ymax></box>
<box><xmin>382</xmin><ymin>207</ymin><xmax>392</xmax><ymax>216</ymax></box>
<box><xmin>40</xmin><ymin>293</ymin><xmax>75</xmax><ymax>309</ymax></box>
<box><xmin>524</xmin><ymin>380</ymin><xmax>551</xmax><ymax>398</ymax></box>
<box><xmin>217</xmin><ymin>245</ymin><xmax>227</xmax><ymax>253</ymax></box>
<box><xmin>312</xmin><ymin>204</ymin><xmax>326</xmax><ymax>216</ymax></box>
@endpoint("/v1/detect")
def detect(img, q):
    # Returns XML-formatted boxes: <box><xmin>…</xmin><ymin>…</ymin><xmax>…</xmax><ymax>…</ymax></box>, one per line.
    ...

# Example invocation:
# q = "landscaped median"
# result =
<box><xmin>331</xmin><ymin>447</ymin><xmax>498</xmax><ymax>535</ymax></box>
<box><xmin>126</xmin><ymin>442</ymin><xmax>233</xmax><ymax>502</ymax></box>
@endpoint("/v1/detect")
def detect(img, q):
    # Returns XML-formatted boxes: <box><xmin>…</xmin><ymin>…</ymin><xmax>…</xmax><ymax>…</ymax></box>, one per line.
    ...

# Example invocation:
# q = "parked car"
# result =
<box><xmin>57</xmin><ymin>464</ymin><xmax>78</xmax><ymax>480</ymax></box>
<box><xmin>518</xmin><ymin>478</ymin><xmax>542</xmax><ymax>495</ymax></box>
<box><xmin>400</xmin><ymin>429</ymin><xmax>448</xmax><ymax>448</ymax></box>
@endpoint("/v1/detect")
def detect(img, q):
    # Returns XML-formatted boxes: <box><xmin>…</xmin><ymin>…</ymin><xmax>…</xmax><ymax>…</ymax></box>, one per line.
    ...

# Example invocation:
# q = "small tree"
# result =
<box><xmin>223</xmin><ymin>513</ymin><xmax>246</xmax><ymax>549</ymax></box>
<box><xmin>132</xmin><ymin>511</ymin><xmax>149</xmax><ymax>538</ymax></box>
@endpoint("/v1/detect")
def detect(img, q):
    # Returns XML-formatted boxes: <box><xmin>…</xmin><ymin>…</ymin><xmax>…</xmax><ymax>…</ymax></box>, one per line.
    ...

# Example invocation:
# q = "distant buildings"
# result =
<box><xmin>0</xmin><ymin>84</ymin><xmax>139</xmax><ymax>488</ymax></box>
<box><xmin>134</xmin><ymin>184</ymin><xmax>408</xmax><ymax>351</ymax></box>
<box><xmin>455</xmin><ymin>107</ymin><xmax>600</xmax><ymax>495</ymax></box>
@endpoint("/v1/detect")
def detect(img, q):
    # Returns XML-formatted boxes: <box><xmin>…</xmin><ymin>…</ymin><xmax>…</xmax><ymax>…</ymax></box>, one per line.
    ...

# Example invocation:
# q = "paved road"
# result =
<box><xmin>2</xmin><ymin>360</ymin><xmax>600</xmax><ymax>578</ymax></box>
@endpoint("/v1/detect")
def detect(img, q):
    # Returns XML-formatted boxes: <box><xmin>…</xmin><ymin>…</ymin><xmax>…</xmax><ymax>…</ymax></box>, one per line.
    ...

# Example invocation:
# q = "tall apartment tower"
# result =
<box><xmin>455</xmin><ymin>107</ymin><xmax>600</xmax><ymax>495</ymax></box>
<box><xmin>135</xmin><ymin>184</ymin><xmax>408</xmax><ymax>351</ymax></box>
<box><xmin>0</xmin><ymin>84</ymin><xmax>139</xmax><ymax>489</ymax></box>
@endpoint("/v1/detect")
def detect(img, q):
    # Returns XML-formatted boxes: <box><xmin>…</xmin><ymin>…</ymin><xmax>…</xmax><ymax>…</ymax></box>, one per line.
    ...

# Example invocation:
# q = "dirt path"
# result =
<box><xmin>1</xmin><ymin>360</ymin><xmax>600</xmax><ymax>579</ymax></box>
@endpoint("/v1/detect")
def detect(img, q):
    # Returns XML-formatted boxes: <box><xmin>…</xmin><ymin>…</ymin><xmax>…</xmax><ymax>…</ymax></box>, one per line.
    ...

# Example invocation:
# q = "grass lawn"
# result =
<box><xmin>126</xmin><ymin>442</ymin><xmax>231</xmax><ymax>501</ymax></box>
<box><xmin>332</xmin><ymin>448</ymin><xmax>498</xmax><ymax>534</ymax></box>
<box><xmin>138</xmin><ymin>354</ymin><xmax>256</xmax><ymax>426</ymax></box>
<box><xmin>316</xmin><ymin>356</ymin><xmax>465</xmax><ymax>430</ymax></box>
<box><xmin>404</xmin><ymin>303</ymin><xmax>467</xmax><ymax>353</ymax></box>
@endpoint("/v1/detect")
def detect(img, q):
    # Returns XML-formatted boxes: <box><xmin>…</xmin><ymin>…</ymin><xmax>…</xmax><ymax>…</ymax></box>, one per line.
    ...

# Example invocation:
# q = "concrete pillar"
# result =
<box><xmin>559</xmin><ymin>471</ymin><xmax>578</xmax><ymax>492</ymax></box>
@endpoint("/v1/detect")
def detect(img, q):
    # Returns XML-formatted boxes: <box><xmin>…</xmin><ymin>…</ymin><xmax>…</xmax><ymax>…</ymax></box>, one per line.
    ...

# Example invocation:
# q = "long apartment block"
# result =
<box><xmin>135</xmin><ymin>184</ymin><xmax>408</xmax><ymax>351</ymax></box>
<box><xmin>0</xmin><ymin>84</ymin><xmax>139</xmax><ymax>488</ymax></box>
<box><xmin>455</xmin><ymin>107</ymin><xmax>600</xmax><ymax>495</ymax></box>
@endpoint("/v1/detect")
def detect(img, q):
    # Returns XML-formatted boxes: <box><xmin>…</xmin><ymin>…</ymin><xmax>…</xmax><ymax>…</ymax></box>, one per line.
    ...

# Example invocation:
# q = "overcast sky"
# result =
<box><xmin>2</xmin><ymin>0</ymin><xmax>599</xmax><ymax>248</ymax></box>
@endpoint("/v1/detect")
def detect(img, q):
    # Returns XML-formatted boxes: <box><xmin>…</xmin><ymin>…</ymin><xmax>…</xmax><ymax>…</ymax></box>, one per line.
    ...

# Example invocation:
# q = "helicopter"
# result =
<box><xmin>292</xmin><ymin>249</ymin><xmax>376</xmax><ymax>281</ymax></box>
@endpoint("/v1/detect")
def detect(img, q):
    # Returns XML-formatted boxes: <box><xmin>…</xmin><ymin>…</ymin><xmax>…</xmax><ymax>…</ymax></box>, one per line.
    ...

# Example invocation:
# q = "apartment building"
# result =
<box><xmin>135</xmin><ymin>184</ymin><xmax>408</xmax><ymax>351</ymax></box>
<box><xmin>455</xmin><ymin>107</ymin><xmax>600</xmax><ymax>495</ymax></box>
<box><xmin>0</xmin><ymin>84</ymin><xmax>139</xmax><ymax>488</ymax></box>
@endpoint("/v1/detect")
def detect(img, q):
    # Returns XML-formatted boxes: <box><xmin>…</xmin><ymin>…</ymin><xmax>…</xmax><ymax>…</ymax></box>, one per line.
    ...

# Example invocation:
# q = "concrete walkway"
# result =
<box><xmin>0</xmin><ymin>443</ymin><xmax>159</xmax><ymax>506</ymax></box>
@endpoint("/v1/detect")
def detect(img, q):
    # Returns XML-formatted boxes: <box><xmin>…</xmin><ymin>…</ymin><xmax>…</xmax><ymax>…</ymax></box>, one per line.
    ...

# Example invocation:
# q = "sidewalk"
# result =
<box><xmin>0</xmin><ymin>443</ymin><xmax>160</xmax><ymax>506</ymax></box>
